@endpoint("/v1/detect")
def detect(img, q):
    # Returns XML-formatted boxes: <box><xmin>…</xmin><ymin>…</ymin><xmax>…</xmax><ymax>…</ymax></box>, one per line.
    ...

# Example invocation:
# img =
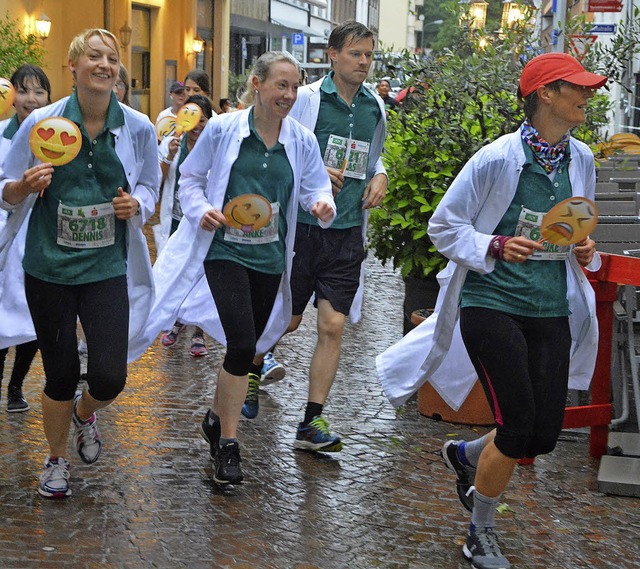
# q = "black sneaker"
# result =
<box><xmin>442</xmin><ymin>440</ymin><xmax>476</xmax><ymax>512</ymax></box>
<box><xmin>7</xmin><ymin>388</ymin><xmax>30</xmax><ymax>413</ymax></box>
<box><xmin>199</xmin><ymin>410</ymin><xmax>221</xmax><ymax>461</ymax></box>
<box><xmin>213</xmin><ymin>441</ymin><xmax>243</xmax><ymax>485</ymax></box>
<box><xmin>463</xmin><ymin>528</ymin><xmax>510</xmax><ymax>569</ymax></box>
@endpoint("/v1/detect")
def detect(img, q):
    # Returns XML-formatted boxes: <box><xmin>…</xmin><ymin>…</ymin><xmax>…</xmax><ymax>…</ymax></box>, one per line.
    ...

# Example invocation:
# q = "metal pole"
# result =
<box><xmin>553</xmin><ymin>0</ymin><xmax>567</xmax><ymax>53</ymax></box>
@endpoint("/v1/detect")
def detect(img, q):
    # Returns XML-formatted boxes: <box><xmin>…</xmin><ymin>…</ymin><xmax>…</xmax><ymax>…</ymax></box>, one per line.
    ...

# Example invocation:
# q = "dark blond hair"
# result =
<box><xmin>68</xmin><ymin>29</ymin><xmax>120</xmax><ymax>65</ymax></box>
<box><xmin>238</xmin><ymin>51</ymin><xmax>300</xmax><ymax>108</ymax></box>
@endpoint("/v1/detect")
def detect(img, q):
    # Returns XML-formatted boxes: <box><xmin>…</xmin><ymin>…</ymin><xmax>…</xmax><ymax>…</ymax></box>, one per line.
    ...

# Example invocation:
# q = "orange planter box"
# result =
<box><xmin>417</xmin><ymin>380</ymin><xmax>495</xmax><ymax>426</ymax></box>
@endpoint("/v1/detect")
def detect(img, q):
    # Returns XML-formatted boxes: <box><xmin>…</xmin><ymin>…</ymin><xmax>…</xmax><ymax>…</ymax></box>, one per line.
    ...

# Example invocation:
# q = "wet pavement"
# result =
<box><xmin>1</xmin><ymin>256</ymin><xmax>639</xmax><ymax>568</ymax></box>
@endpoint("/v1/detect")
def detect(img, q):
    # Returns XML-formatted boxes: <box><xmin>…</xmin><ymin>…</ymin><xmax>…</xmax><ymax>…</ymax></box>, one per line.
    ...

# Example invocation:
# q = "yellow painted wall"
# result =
<box><xmin>0</xmin><ymin>0</ymin><xmax>229</xmax><ymax>120</ymax></box>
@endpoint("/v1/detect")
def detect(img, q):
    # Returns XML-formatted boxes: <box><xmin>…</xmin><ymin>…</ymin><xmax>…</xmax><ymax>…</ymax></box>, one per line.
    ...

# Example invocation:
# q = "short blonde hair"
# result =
<box><xmin>68</xmin><ymin>29</ymin><xmax>120</xmax><ymax>66</ymax></box>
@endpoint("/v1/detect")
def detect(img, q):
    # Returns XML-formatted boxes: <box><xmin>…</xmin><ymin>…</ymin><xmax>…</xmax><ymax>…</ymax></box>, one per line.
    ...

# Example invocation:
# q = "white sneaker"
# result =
<box><xmin>73</xmin><ymin>394</ymin><xmax>102</xmax><ymax>464</ymax></box>
<box><xmin>38</xmin><ymin>457</ymin><xmax>71</xmax><ymax>498</ymax></box>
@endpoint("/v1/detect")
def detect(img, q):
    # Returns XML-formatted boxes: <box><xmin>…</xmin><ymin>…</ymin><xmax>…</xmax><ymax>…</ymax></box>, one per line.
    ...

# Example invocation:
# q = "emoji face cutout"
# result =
<box><xmin>156</xmin><ymin>115</ymin><xmax>176</xmax><ymax>141</ymax></box>
<box><xmin>29</xmin><ymin>117</ymin><xmax>82</xmax><ymax>166</ymax></box>
<box><xmin>174</xmin><ymin>103</ymin><xmax>203</xmax><ymax>135</ymax></box>
<box><xmin>223</xmin><ymin>194</ymin><xmax>272</xmax><ymax>233</ymax></box>
<box><xmin>0</xmin><ymin>78</ymin><xmax>15</xmax><ymax>116</ymax></box>
<box><xmin>541</xmin><ymin>197</ymin><xmax>598</xmax><ymax>246</ymax></box>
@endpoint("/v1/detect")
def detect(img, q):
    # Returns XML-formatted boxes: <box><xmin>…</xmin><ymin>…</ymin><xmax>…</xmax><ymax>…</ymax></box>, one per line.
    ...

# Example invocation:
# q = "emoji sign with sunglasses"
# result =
<box><xmin>223</xmin><ymin>194</ymin><xmax>272</xmax><ymax>233</ymax></box>
<box><xmin>0</xmin><ymin>78</ymin><xmax>15</xmax><ymax>116</ymax></box>
<box><xmin>29</xmin><ymin>117</ymin><xmax>82</xmax><ymax>167</ymax></box>
<box><xmin>540</xmin><ymin>196</ymin><xmax>598</xmax><ymax>246</ymax></box>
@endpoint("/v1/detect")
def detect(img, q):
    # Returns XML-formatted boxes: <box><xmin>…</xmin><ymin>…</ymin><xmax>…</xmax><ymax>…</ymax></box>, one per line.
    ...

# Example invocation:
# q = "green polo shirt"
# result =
<box><xmin>23</xmin><ymin>90</ymin><xmax>128</xmax><ymax>285</ymax></box>
<box><xmin>2</xmin><ymin>114</ymin><xmax>20</xmax><ymax>140</ymax></box>
<box><xmin>297</xmin><ymin>72</ymin><xmax>381</xmax><ymax>229</ymax></box>
<box><xmin>206</xmin><ymin>109</ymin><xmax>294</xmax><ymax>274</ymax></box>
<box><xmin>461</xmin><ymin>141</ymin><xmax>572</xmax><ymax>317</ymax></box>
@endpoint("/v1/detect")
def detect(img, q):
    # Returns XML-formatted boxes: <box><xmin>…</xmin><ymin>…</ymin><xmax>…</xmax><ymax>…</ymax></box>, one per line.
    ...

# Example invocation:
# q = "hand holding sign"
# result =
<box><xmin>540</xmin><ymin>196</ymin><xmax>598</xmax><ymax>246</ymax></box>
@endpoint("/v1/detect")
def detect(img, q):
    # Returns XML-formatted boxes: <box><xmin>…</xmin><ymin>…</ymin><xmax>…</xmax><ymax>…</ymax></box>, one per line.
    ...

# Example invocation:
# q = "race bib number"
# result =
<box><xmin>223</xmin><ymin>202</ymin><xmax>280</xmax><ymax>245</ymax></box>
<box><xmin>323</xmin><ymin>134</ymin><xmax>369</xmax><ymax>180</ymax></box>
<box><xmin>514</xmin><ymin>206</ymin><xmax>570</xmax><ymax>261</ymax></box>
<box><xmin>57</xmin><ymin>201</ymin><xmax>115</xmax><ymax>249</ymax></box>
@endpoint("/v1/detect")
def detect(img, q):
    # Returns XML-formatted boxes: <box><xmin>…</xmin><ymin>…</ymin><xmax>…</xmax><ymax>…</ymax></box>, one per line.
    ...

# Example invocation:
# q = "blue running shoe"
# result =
<box><xmin>294</xmin><ymin>415</ymin><xmax>342</xmax><ymax>452</ymax></box>
<box><xmin>241</xmin><ymin>373</ymin><xmax>260</xmax><ymax>419</ymax></box>
<box><xmin>261</xmin><ymin>352</ymin><xmax>285</xmax><ymax>385</ymax></box>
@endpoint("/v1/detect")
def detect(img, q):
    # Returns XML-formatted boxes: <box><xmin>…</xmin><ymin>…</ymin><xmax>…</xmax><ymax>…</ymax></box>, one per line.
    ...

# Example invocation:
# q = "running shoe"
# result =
<box><xmin>241</xmin><ymin>373</ymin><xmax>260</xmax><ymax>419</ymax></box>
<box><xmin>189</xmin><ymin>335</ymin><xmax>208</xmax><ymax>357</ymax></box>
<box><xmin>161</xmin><ymin>323</ymin><xmax>185</xmax><ymax>347</ymax></box>
<box><xmin>38</xmin><ymin>457</ymin><xmax>71</xmax><ymax>499</ymax></box>
<box><xmin>200</xmin><ymin>409</ymin><xmax>221</xmax><ymax>461</ymax></box>
<box><xmin>213</xmin><ymin>441</ymin><xmax>244</xmax><ymax>485</ymax></box>
<box><xmin>261</xmin><ymin>352</ymin><xmax>286</xmax><ymax>385</ymax></box>
<box><xmin>72</xmin><ymin>394</ymin><xmax>102</xmax><ymax>465</ymax></box>
<box><xmin>442</xmin><ymin>439</ymin><xmax>476</xmax><ymax>512</ymax></box>
<box><xmin>294</xmin><ymin>415</ymin><xmax>342</xmax><ymax>452</ymax></box>
<box><xmin>6</xmin><ymin>387</ymin><xmax>29</xmax><ymax>413</ymax></box>
<box><xmin>463</xmin><ymin>528</ymin><xmax>511</xmax><ymax>569</ymax></box>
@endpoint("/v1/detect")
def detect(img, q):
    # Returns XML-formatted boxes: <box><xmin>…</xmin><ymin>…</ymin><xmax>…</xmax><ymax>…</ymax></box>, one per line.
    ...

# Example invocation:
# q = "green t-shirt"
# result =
<box><xmin>205</xmin><ymin>109</ymin><xmax>293</xmax><ymax>275</ymax></box>
<box><xmin>2</xmin><ymin>114</ymin><xmax>19</xmax><ymax>140</ymax></box>
<box><xmin>461</xmin><ymin>141</ymin><xmax>572</xmax><ymax>317</ymax></box>
<box><xmin>23</xmin><ymin>91</ymin><xmax>128</xmax><ymax>285</ymax></box>
<box><xmin>297</xmin><ymin>72</ymin><xmax>380</xmax><ymax>229</ymax></box>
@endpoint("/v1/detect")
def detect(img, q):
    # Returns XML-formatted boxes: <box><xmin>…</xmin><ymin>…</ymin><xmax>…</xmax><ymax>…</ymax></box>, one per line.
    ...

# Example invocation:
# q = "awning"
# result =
<box><xmin>271</xmin><ymin>17</ymin><xmax>327</xmax><ymax>39</ymax></box>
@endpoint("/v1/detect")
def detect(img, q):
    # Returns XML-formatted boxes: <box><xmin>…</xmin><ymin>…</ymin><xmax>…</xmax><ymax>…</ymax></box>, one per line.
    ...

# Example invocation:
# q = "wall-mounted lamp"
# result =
<box><xmin>119</xmin><ymin>22</ymin><xmax>132</xmax><ymax>48</ymax></box>
<box><xmin>192</xmin><ymin>35</ymin><xmax>205</xmax><ymax>54</ymax></box>
<box><xmin>35</xmin><ymin>11</ymin><xmax>51</xmax><ymax>40</ymax></box>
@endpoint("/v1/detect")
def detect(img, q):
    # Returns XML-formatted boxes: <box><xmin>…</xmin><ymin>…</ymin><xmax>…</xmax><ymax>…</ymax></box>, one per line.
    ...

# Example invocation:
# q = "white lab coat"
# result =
<box><xmin>128</xmin><ymin>108</ymin><xmax>336</xmax><ymax>360</ymax></box>
<box><xmin>152</xmin><ymin>136</ymin><xmax>181</xmax><ymax>253</ymax></box>
<box><xmin>0</xmin><ymin>98</ymin><xmax>161</xmax><ymax>358</ymax></box>
<box><xmin>377</xmin><ymin>128</ymin><xmax>601</xmax><ymax>409</ymax></box>
<box><xmin>288</xmin><ymin>77</ymin><xmax>387</xmax><ymax>323</ymax></box>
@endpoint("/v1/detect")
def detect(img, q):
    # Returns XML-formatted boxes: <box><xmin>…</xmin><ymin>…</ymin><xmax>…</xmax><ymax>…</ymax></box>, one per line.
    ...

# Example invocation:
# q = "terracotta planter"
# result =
<box><xmin>411</xmin><ymin>309</ymin><xmax>495</xmax><ymax>427</ymax></box>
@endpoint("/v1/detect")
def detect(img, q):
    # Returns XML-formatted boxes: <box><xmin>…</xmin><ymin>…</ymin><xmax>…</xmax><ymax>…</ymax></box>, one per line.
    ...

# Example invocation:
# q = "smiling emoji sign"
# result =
<box><xmin>541</xmin><ymin>196</ymin><xmax>598</xmax><ymax>246</ymax></box>
<box><xmin>29</xmin><ymin>117</ymin><xmax>82</xmax><ymax>166</ymax></box>
<box><xmin>174</xmin><ymin>103</ymin><xmax>202</xmax><ymax>135</ymax></box>
<box><xmin>223</xmin><ymin>194</ymin><xmax>272</xmax><ymax>233</ymax></box>
<box><xmin>0</xmin><ymin>78</ymin><xmax>15</xmax><ymax>116</ymax></box>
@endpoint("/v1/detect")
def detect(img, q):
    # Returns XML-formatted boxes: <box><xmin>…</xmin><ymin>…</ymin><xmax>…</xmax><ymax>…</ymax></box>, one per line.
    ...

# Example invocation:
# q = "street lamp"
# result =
<box><xmin>501</xmin><ymin>0</ymin><xmax>534</xmax><ymax>29</ymax></box>
<box><xmin>418</xmin><ymin>16</ymin><xmax>444</xmax><ymax>52</ymax></box>
<box><xmin>459</xmin><ymin>0</ymin><xmax>488</xmax><ymax>30</ymax></box>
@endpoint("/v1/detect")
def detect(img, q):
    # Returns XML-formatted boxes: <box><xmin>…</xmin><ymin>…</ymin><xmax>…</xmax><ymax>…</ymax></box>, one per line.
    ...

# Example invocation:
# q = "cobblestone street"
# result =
<box><xmin>0</xmin><ymin>257</ymin><xmax>639</xmax><ymax>568</ymax></box>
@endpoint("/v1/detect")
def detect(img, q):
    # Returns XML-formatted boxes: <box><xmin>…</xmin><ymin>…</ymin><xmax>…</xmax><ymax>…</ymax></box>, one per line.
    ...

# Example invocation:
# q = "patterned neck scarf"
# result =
<box><xmin>521</xmin><ymin>121</ymin><xmax>570</xmax><ymax>173</ymax></box>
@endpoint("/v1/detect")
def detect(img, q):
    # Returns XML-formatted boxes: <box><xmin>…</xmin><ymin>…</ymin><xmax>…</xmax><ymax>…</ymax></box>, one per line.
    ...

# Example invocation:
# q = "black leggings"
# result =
<box><xmin>0</xmin><ymin>340</ymin><xmax>39</xmax><ymax>390</ymax></box>
<box><xmin>460</xmin><ymin>307</ymin><xmax>571</xmax><ymax>459</ymax></box>
<box><xmin>204</xmin><ymin>260</ymin><xmax>281</xmax><ymax>376</ymax></box>
<box><xmin>24</xmin><ymin>273</ymin><xmax>129</xmax><ymax>402</ymax></box>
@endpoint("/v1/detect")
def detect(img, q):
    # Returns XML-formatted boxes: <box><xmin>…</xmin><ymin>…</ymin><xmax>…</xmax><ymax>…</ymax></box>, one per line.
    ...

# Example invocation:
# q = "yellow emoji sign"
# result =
<box><xmin>223</xmin><ymin>194</ymin><xmax>272</xmax><ymax>233</ymax></box>
<box><xmin>174</xmin><ymin>103</ymin><xmax>202</xmax><ymax>135</ymax></box>
<box><xmin>541</xmin><ymin>196</ymin><xmax>598</xmax><ymax>246</ymax></box>
<box><xmin>155</xmin><ymin>115</ymin><xmax>176</xmax><ymax>141</ymax></box>
<box><xmin>29</xmin><ymin>117</ymin><xmax>82</xmax><ymax>166</ymax></box>
<box><xmin>0</xmin><ymin>78</ymin><xmax>15</xmax><ymax>116</ymax></box>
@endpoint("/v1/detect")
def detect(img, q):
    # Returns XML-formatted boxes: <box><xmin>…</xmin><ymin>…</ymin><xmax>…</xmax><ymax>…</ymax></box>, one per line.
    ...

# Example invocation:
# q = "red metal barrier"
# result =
<box><xmin>563</xmin><ymin>253</ymin><xmax>640</xmax><ymax>458</ymax></box>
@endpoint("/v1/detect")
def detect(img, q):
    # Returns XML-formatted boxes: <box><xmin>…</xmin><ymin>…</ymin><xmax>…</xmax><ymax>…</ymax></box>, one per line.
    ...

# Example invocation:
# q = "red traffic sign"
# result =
<box><xmin>587</xmin><ymin>0</ymin><xmax>623</xmax><ymax>12</ymax></box>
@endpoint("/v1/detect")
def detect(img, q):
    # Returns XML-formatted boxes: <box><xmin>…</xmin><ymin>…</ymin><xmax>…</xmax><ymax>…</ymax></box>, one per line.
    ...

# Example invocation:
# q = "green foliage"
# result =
<box><xmin>368</xmin><ymin>8</ymin><xmax>613</xmax><ymax>280</ymax></box>
<box><xmin>0</xmin><ymin>13</ymin><xmax>44</xmax><ymax>78</ymax></box>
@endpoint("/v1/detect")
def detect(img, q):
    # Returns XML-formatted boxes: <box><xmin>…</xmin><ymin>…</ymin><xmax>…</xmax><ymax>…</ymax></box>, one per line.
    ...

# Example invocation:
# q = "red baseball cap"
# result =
<box><xmin>519</xmin><ymin>53</ymin><xmax>608</xmax><ymax>98</ymax></box>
